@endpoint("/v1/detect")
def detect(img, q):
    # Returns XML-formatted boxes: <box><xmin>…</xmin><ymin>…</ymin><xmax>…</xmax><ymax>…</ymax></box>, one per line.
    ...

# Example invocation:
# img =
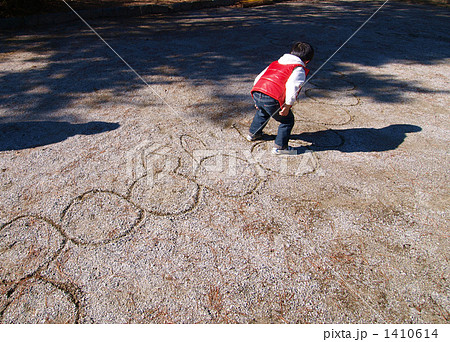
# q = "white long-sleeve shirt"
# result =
<box><xmin>253</xmin><ymin>54</ymin><xmax>307</xmax><ymax>106</ymax></box>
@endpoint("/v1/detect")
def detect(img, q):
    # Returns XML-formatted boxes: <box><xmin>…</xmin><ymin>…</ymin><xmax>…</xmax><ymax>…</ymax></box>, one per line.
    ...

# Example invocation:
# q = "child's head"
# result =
<box><xmin>291</xmin><ymin>42</ymin><xmax>314</xmax><ymax>63</ymax></box>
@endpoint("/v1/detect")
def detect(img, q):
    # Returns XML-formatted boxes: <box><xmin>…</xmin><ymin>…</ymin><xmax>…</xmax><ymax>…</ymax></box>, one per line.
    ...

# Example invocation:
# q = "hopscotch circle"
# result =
<box><xmin>194</xmin><ymin>152</ymin><xmax>262</xmax><ymax>197</ymax></box>
<box><xmin>1</xmin><ymin>278</ymin><xmax>78</xmax><ymax>323</ymax></box>
<box><xmin>129</xmin><ymin>173</ymin><xmax>200</xmax><ymax>216</ymax></box>
<box><xmin>60</xmin><ymin>190</ymin><xmax>144</xmax><ymax>246</ymax></box>
<box><xmin>0</xmin><ymin>216</ymin><xmax>65</xmax><ymax>283</ymax></box>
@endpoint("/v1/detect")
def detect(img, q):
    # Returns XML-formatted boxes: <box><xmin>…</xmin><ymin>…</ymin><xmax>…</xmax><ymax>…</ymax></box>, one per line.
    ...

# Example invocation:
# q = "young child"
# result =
<box><xmin>248</xmin><ymin>42</ymin><xmax>314</xmax><ymax>155</ymax></box>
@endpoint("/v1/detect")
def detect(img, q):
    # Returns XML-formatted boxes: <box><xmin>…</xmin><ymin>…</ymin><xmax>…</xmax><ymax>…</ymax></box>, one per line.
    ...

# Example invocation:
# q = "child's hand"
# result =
<box><xmin>279</xmin><ymin>104</ymin><xmax>291</xmax><ymax>116</ymax></box>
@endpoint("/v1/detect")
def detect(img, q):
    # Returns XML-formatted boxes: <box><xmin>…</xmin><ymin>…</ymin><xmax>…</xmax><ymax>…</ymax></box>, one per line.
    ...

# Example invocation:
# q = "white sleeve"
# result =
<box><xmin>254</xmin><ymin>67</ymin><xmax>268</xmax><ymax>85</ymax></box>
<box><xmin>284</xmin><ymin>67</ymin><xmax>306</xmax><ymax>106</ymax></box>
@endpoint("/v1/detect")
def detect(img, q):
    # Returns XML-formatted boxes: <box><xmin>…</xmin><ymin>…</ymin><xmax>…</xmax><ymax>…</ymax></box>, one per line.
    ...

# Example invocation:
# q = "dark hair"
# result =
<box><xmin>291</xmin><ymin>42</ymin><xmax>314</xmax><ymax>62</ymax></box>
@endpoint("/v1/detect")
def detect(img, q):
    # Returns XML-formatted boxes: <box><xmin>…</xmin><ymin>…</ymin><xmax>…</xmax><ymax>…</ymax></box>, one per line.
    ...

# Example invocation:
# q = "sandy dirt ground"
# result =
<box><xmin>0</xmin><ymin>0</ymin><xmax>449</xmax><ymax>324</ymax></box>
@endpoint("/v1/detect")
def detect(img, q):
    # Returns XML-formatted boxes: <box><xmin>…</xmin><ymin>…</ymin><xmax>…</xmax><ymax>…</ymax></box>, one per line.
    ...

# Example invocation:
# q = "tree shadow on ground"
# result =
<box><xmin>0</xmin><ymin>1</ymin><xmax>449</xmax><ymax>123</ymax></box>
<box><xmin>0</xmin><ymin>121</ymin><xmax>120</xmax><ymax>151</ymax></box>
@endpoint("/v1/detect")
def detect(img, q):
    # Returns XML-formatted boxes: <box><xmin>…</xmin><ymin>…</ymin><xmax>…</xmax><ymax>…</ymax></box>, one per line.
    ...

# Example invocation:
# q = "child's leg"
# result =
<box><xmin>273</xmin><ymin>109</ymin><xmax>295</xmax><ymax>149</ymax></box>
<box><xmin>249</xmin><ymin>108</ymin><xmax>269</xmax><ymax>136</ymax></box>
<box><xmin>249</xmin><ymin>92</ymin><xmax>279</xmax><ymax>136</ymax></box>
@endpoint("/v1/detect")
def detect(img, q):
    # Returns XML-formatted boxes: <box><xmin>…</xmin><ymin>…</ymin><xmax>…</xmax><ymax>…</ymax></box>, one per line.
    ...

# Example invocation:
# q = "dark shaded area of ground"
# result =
<box><xmin>1</xmin><ymin>0</ymin><xmax>449</xmax><ymax>126</ymax></box>
<box><xmin>1</xmin><ymin>0</ymin><xmax>447</xmax><ymax>17</ymax></box>
<box><xmin>0</xmin><ymin>121</ymin><xmax>120</xmax><ymax>151</ymax></box>
<box><xmin>0</xmin><ymin>0</ymin><xmax>210</xmax><ymax>17</ymax></box>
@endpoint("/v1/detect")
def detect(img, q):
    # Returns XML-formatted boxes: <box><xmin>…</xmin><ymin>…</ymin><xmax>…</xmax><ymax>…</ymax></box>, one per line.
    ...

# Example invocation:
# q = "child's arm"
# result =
<box><xmin>279</xmin><ymin>104</ymin><xmax>292</xmax><ymax>116</ymax></box>
<box><xmin>281</xmin><ymin>66</ymin><xmax>307</xmax><ymax>114</ymax></box>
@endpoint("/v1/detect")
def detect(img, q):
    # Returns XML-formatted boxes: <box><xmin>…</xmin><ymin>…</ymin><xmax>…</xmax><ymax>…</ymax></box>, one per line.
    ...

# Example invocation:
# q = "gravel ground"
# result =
<box><xmin>0</xmin><ymin>0</ymin><xmax>449</xmax><ymax>324</ymax></box>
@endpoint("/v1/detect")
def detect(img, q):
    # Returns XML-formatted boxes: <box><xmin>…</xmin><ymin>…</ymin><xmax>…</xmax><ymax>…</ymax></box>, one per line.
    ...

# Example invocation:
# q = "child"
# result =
<box><xmin>247</xmin><ymin>42</ymin><xmax>314</xmax><ymax>155</ymax></box>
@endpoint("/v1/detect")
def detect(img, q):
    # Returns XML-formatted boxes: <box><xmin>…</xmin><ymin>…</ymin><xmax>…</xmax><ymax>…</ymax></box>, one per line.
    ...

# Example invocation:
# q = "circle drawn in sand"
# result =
<box><xmin>0</xmin><ymin>216</ymin><xmax>65</xmax><ymax>283</ymax></box>
<box><xmin>194</xmin><ymin>153</ymin><xmax>261</xmax><ymax>197</ymax></box>
<box><xmin>308</xmin><ymin>75</ymin><xmax>356</xmax><ymax>91</ymax></box>
<box><xmin>130</xmin><ymin>173</ymin><xmax>199</xmax><ymax>215</ymax></box>
<box><xmin>61</xmin><ymin>190</ymin><xmax>144</xmax><ymax>245</ymax></box>
<box><xmin>251</xmin><ymin>142</ymin><xmax>319</xmax><ymax>177</ymax></box>
<box><xmin>293</xmin><ymin>102</ymin><xmax>352</xmax><ymax>126</ymax></box>
<box><xmin>180</xmin><ymin>134</ymin><xmax>206</xmax><ymax>156</ymax></box>
<box><xmin>305</xmin><ymin>88</ymin><xmax>359</xmax><ymax>106</ymax></box>
<box><xmin>1</xmin><ymin>279</ymin><xmax>77</xmax><ymax>324</ymax></box>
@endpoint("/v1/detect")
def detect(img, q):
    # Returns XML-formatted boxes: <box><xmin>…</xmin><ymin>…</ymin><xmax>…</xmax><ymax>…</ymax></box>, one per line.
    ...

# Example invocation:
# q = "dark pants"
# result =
<box><xmin>249</xmin><ymin>92</ymin><xmax>295</xmax><ymax>149</ymax></box>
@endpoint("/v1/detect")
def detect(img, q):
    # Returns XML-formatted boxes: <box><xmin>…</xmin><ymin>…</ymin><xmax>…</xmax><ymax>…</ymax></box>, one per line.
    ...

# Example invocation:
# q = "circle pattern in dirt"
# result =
<box><xmin>308</xmin><ymin>75</ymin><xmax>356</xmax><ymax>91</ymax></box>
<box><xmin>61</xmin><ymin>190</ymin><xmax>144</xmax><ymax>245</ymax></box>
<box><xmin>305</xmin><ymin>88</ymin><xmax>359</xmax><ymax>106</ymax></box>
<box><xmin>194</xmin><ymin>153</ymin><xmax>261</xmax><ymax>197</ymax></box>
<box><xmin>0</xmin><ymin>216</ymin><xmax>65</xmax><ymax>283</ymax></box>
<box><xmin>293</xmin><ymin>102</ymin><xmax>352</xmax><ymax>126</ymax></box>
<box><xmin>1</xmin><ymin>279</ymin><xmax>77</xmax><ymax>324</ymax></box>
<box><xmin>180</xmin><ymin>134</ymin><xmax>206</xmax><ymax>156</ymax></box>
<box><xmin>129</xmin><ymin>173</ymin><xmax>199</xmax><ymax>215</ymax></box>
<box><xmin>251</xmin><ymin>142</ymin><xmax>319</xmax><ymax>177</ymax></box>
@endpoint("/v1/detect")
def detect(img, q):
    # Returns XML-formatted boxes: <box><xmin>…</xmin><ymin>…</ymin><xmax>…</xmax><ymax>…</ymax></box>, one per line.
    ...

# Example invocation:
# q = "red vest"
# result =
<box><xmin>251</xmin><ymin>61</ymin><xmax>309</xmax><ymax>107</ymax></box>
